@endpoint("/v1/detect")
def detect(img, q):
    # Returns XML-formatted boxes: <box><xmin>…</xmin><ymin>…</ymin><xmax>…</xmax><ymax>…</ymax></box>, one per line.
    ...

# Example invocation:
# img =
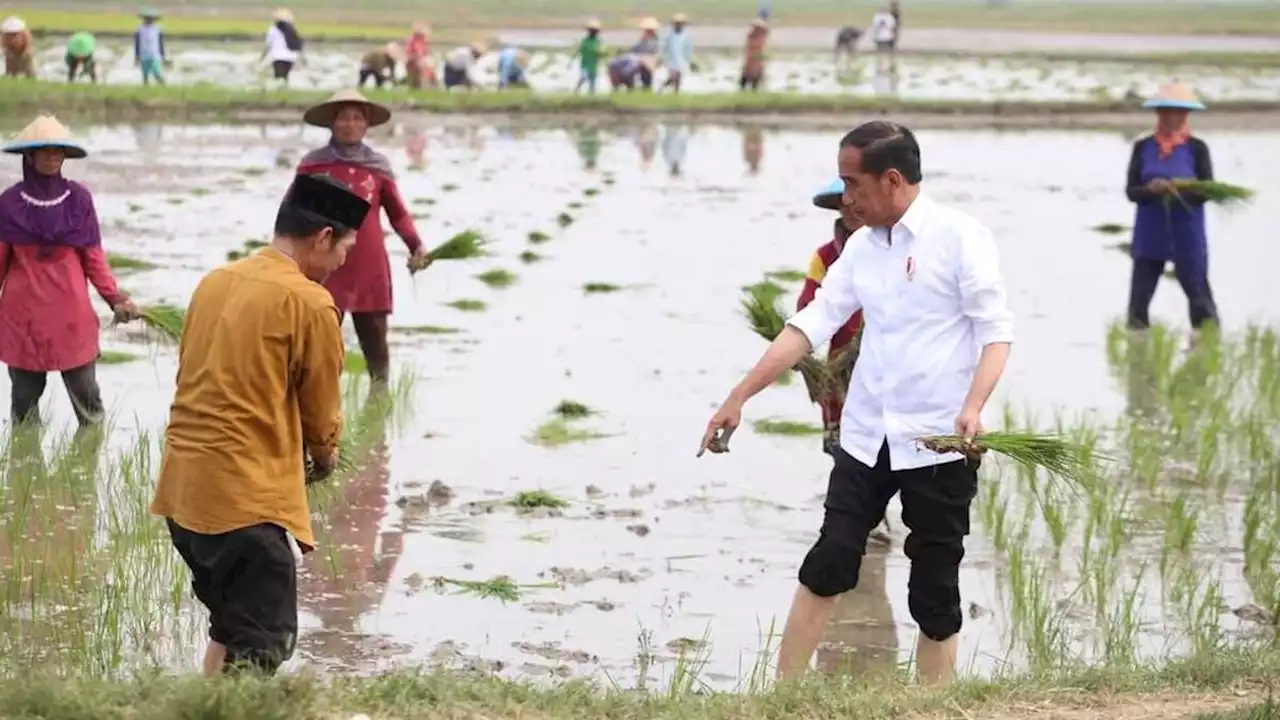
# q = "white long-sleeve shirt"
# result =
<box><xmin>871</xmin><ymin>11</ymin><xmax>898</xmax><ymax>43</ymax></box>
<box><xmin>787</xmin><ymin>192</ymin><xmax>1014</xmax><ymax>471</ymax></box>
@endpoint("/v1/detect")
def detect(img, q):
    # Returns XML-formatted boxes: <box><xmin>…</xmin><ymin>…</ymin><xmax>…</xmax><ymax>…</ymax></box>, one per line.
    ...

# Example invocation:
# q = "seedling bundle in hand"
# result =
<box><xmin>411</xmin><ymin>229</ymin><xmax>490</xmax><ymax>274</ymax></box>
<box><xmin>1167</xmin><ymin>180</ymin><xmax>1255</xmax><ymax>208</ymax></box>
<box><xmin>916</xmin><ymin>431</ymin><xmax>1099</xmax><ymax>483</ymax></box>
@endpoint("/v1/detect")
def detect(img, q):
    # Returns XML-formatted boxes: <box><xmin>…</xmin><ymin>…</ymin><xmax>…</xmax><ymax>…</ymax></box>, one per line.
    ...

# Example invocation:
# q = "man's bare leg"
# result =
<box><xmin>776</xmin><ymin>584</ymin><xmax>839</xmax><ymax>680</ymax></box>
<box><xmin>202</xmin><ymin>641</ymin><xmax>227</xmax><ymax>676</ymax></box>
<box><xmin>915</xmin><ymin>634</ymin><xmax>958</xmax><ymax>684</ymax></box>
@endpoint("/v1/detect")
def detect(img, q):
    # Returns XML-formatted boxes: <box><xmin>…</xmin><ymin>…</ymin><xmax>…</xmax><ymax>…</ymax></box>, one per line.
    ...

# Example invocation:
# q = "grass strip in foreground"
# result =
<box><xmin>6</xmin><ymin>79</ymin><xmax>1280</xmax><ymax>120</ymax></box>
<box><xmin>2</xmin><ymin>647</ymin><xmax>1279</xmax><ymax>719</ymax></box>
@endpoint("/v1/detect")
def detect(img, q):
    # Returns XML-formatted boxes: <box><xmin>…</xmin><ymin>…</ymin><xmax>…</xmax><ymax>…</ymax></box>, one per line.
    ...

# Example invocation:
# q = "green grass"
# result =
<box><xmin>14</xmin><ymin>1</ymin><xmax>1280</xmax><ymax>38</ymax></box>
<box><xmin>106</xmin><ymin>253</ymin><xmax>158</xmax><ymax>272</ymax></box>
<box><xmin>2</xmin><ymin>647</ymin><xmax>1280</xmax><ymax>719</ymax></box>
<box><xmin>509</xmin><ymin>489</ymin><xmax>571</xmax><ymax>510</ymax></box>
<box><xmin>14</xmin><ymin>79</ymin><xmax>1272</xmax><ymax>121</ymax></box>
<box><xmin>583</xmin><ymin>282</ymin><xmax>623</xmax><ymax>294</ymax></box>
<box><xmin>752</xmin><ymin>418</ymin><xmax>824</xmax><ymax>436</ymax></box>
<box><xmin>530</xmin><ymin>417</ymin><xmax>606</xmax><ymax>448</ymax></box>
<box><xmin>345</xmin><ymin>350</ymin><xmax>367</xmax><ymax>374</ymax></box>
<box><xmin>445</xmin><ymin>299</ymin><xmax>488</xmax><ymax>312</ymax></box>
<box><xmin>518</xmin><ymin>250</ymin><xmax>545</xmax><ymax>264</ymax></box>
<box><xmin>552</xmin><ymin>400</ymin><xmax>593</xmax><ymax>419</ymax></box>
<box><xmin>97</xmin><ymin>350</ymin><xmax>141</xmax><ymax>365</ymax></box>
<box><xmin>764</xmin><ymin>269</ymin><xmax>807</xmax><ymax>283</ymax></box>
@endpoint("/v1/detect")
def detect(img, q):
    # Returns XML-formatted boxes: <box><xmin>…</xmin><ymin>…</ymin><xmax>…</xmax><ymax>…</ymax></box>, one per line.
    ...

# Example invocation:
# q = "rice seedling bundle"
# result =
<box><xmin>915</xmin><ymin>431</ymin><xmax>1097</xmax><ymax>482</ymax></box>
<box><xmin>739</xmin><ymin>287</ymin><xmax>836</xmax><ymax>403</ymax></box>
<box><xmin>139</xmin><ymin>304</ymin><xmax>186</xmax><ymax>342</ymax></box>
<box><xmin>1168</xmin><ymin>180</ymin><xmax>1255</xmax><ymax>207</ymax></box>
<box><xmin>423</xmin><ymin>229</ymin><xmax>489</xmax><ymax>264</ymax></box>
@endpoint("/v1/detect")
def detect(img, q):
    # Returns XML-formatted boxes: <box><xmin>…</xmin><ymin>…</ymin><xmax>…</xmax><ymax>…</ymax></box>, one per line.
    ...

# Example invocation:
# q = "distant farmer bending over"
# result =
<box><xmin>66</xmin><ymin>32</ymin><xmax>97</xmax><ymax>84</ymax></box>
<box><xmin>1</xmin><ymin>17</ymin><xmax>34</xmax><ymax>79</ymax></box>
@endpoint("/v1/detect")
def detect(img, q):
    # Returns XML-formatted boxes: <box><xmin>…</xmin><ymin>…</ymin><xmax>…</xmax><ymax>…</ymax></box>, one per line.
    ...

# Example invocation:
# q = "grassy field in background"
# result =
<box><xmin>6</xmin><ymin>78</ymin><xmax>1280</xmax><ymax>121</ymax></box>
<box><xmin>15</xmin><ymin>0</ymin><xmax>1280</xmax><ymax>37</ymax></box>
<box><xmin>1</xmin><ymin>647</ymin><xmax>1279</xmax><ymax>719</ymax></box>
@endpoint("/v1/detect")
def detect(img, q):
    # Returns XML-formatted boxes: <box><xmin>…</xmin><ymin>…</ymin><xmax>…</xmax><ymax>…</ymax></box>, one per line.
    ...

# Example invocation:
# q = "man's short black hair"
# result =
<box><xmin>274</xmin><ymin>174</ymin><xmax>368</xmax><ymax>240</ymax></box>
<box><xmin>839</xmin><ymin>121</ymin><xmax>923</xmax><ymax>184</ymax></box>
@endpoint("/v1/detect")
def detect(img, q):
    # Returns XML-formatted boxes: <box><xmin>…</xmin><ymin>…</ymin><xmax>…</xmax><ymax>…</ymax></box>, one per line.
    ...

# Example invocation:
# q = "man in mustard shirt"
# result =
<box><xmin>151</xmin><ymin>174</ymin><xmax>371</xmax><ymax>676</ymax></box>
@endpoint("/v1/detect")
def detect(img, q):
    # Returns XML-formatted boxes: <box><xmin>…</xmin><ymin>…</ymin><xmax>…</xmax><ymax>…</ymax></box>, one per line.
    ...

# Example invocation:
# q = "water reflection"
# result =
<box><xmin>404</xmin><ymin>125</ymin><xmax>428</xmax><ymax>170</ymax></box>
<box><xmin>741</xmin><ymin>126</ymin><xmax>764</xmax><ymax>175</ymax></box>
<box><xmin>575</xmin><ymin>127</ymin><xmax>603</xmax><ymax>172</ymax></box>
<box><xmin>815</xmin><ymin>540</ymin><xmax>899</xmax><ymax>677</ymax></box>
<box><xmin>635</xmin><ymin>123</ymin><xmax>659</xmax><ymax>171</ymax></box>
<box><xmin>662</xmin><ymin>125</ymin><xmax>689</xmax><ymax>177</ymax></box>
<box><xmin>872</xmin><ymin>56</ymin><xmax>900</xmax><ymax>96</ymax></box>
<box><xmin>131</xmin><ymin>123</ymin><xmax>164</xmax><ymax>153</ymax></box>
<box><xmin>298</xmin><ymin>421</ymin><xmax>403</xmax><ymax>670</ymax></box>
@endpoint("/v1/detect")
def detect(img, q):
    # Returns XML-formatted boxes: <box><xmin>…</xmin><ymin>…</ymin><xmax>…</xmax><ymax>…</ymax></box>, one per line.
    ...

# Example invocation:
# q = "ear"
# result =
<box><xmin>315</xmin><ymin>226</ymin><xmax>335</xmax><ymax>248</ymax></box>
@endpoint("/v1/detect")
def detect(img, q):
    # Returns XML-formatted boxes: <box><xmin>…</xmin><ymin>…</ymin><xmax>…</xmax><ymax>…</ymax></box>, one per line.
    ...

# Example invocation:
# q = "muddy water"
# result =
<box><xmin>4</xmin><ymin>119</ymin><xmax>1279</xmax><ymax>684</ymax></box>
<box><xmin>28</xmin><ymin>39</ymin><xmax>1280</xmax><ymax>101</ymax></box>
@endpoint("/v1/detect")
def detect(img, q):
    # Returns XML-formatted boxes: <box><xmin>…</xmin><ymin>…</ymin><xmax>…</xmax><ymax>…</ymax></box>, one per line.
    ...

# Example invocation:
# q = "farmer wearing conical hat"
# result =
<box><xmin>405</xmin><ymin>21</ymin><xmax>434</xmax><ymax>89</ymax></box>
<box><xmin>1126</xmin><ymin>82</ymin><xmax>1218</xmax><ymax>331</ymax></box>
<box><xmin>1</xmin><ymin>16</ymin><xmax>35</xmax><ymax>79</ymax></box>
<box><xmin>571</xmin><ymin>19</ymin><xmax>603</xmax><ymax>94</ymax></box>
<box><xmin>0</xmin><ymin>116</ymin><xmax>140</xmax><ymax>427</ymax></box>
<box><xmin>660</xmin><ymin>12</ymin><xmax>695</xmax><ymax>93</ymax></box>
<box><xmin>443</xmin><ymin>41</ymin><xmax>486</xmax><ymax>90</ymax></box>
<box><xmin>608</xmin><ymin>52</ymin><xmax>655</xmax><ymax>92</ymax></box>
<box><xmin>262</xmin><ymin>8</ymin><xmax>304</xmax><ymax>86</ymax></box>
<box><xmin>496</xmin><ymin>45</ymin><xmax>531</xmax><ymax>89</ymax></box>
<box><xmin>359</xmin><ymin>42</ymin><xmax>403</xmax><ymax>88</ymax></box>
<box><xmin>135</xmin><ymin>8</ymin><xmax>169</xmax><ymax>86</ymax></box>
<box><xmin>632</xmin><ymin>17</ymin><xmax>660</xmax><ymax>55</ymax></box>
<box><xmin>151</xmin><ymin>173</ymin><xmax>372</xmax><ymax>677</ymax></box>
<box><xmin>296</xmin><ymin>89</ymin><xmax>430</xmax><ymax>384</ymax></box>
<box><xmin>741</xmin><ymin>17</ymin><xmax>768</xmax><ymax>91</ymax></box>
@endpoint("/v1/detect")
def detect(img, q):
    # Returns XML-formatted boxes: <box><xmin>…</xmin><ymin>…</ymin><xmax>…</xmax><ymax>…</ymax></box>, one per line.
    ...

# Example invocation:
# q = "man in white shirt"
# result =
<box><xmin>871</xmin><ymin>5</ymin><xmax>898</xmax><ymax>53</ymax></box>
<box><xmin>262</xmin><ymin>10</ymin><xmax>302</xmax><ymax>85</ymax></box>
<box><xmin>699</xmin><ymin>121</ymin><xmax>1014</xmax><ymax>684</ymax></box>
<box><xmin>444</xmin><ymin>42</ymin><xmax>486</xmax><ymax>90</ymax></box>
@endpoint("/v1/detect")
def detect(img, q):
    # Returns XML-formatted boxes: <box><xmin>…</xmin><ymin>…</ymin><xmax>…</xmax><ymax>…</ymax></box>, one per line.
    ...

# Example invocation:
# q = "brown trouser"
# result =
<box><xmin>341</xmin><ymin>312</ymin><xmax>390</xmax><ymax>384</ymax></box>
<box><xmin>4</xmin><ymin>50</ymin><xmax>34</xmax><ymax>78</ymax></box>
<box><xmin>9</xmin><ymin>361</ymin><xmax>105</xmax><ymax>427</ymax></box>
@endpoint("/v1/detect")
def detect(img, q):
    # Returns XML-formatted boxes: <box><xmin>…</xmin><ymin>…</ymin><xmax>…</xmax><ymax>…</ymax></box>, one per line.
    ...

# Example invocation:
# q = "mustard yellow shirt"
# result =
<box><xmin>150</xmin><ymin>248</ymin><xmax>344</xmax><ymax>548</ymax></box>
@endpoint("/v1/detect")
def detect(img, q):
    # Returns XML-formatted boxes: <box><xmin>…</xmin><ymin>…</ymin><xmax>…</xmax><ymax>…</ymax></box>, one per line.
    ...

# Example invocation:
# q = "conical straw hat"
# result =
<box><xmin>412</xmin><ymin>21</ymin><xmax>430</xmax><ymax>35</ymax></box>
<box><xmin>470</xmin><ymin>41</ymin><xmax>488</xmax><ymax>55</ymax></box>
<box><xmin>1143</xmin><ymin>82</ymin><xmax>1206</xmax><ymax>111</ymax></box>
<box><xmin>272</xmin><ymin>8</ymin><xmax>294</xmax><ymax>22</ymax></box>
<box><xmin>586</xmin><ymin>18</ymin><xmax>601</xmax><ymax>31</ymax></box>
<box><xmin>1</xmin><ymin>16</ymin><xmax>26</xmax><ymax>33</ymax></box>
<box><xmin>3</xmin><ymin>115</ymin><xmax>87</xmax><ymax>159</ymax></box>
<box><xmin>639</xmin><ymin>17</ymin><xmax>660</xmax><ymax>31</ymax></box>
<box><xmin>302</xmin><ymin>88</ymin><xmax>391</xmax><ymax>129</ymax></box>
<box><xmin>673</xmin><ymin>12</ymin><xmax>689</xmax><ymax>23</ymax></box>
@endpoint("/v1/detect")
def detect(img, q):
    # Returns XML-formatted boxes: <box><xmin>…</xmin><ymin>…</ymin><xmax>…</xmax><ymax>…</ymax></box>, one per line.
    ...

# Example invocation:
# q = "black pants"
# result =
<box><xmin>9</xmin><ymin>362</ymin><xmax>104</xmax><ymax>427</ymax></box>
<box><xmin>740</xmin><ymin>72</ymin><xmax>762</xmax><ymax>91</ymax></box>
<box><xmin>1127</xmin><ymin>257</ymin><xmax>1219</xmax><ymax>330</ymax></box>
<box><xmin>271</xmin><ymin>60</ymin><xmax>294</xmax><ymax>80</ymax></box>
<box><xmin>341</xmin><ymin>311</ymin><xmax>390</xmax><ymax>384</ymax></box>
<box><xmin>799</xmin><ymin>441</ymin><xmax>978</xmax><ymax>642</ymax></box>
<box><xmin>443</xmin><ymin>65</ymin><xmax>471</xmax><ymax>89</ymax></box>
<box><xmin>358</xmin><ymin>68</ymin><xmax>389</xmax><ymax>88</ymax></box>
<box><xmin>168</xmin><ymin>520</ymin><xmax>298</xmax><ymax>675</ymax></box>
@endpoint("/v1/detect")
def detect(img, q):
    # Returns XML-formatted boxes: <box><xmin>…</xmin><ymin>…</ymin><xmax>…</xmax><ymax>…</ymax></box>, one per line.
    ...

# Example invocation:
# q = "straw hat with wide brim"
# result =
<box><xmin>470</xmin><ymin>41</ymin><xmax>488</xmax><ymax>55</ymax></box>
<box><xmin>586</xmin><ymin>18</ymin><xmax>602</xmax><ymax>31</ymax></box>
<box><xmin>412</xmin><ymin>21</ymin><xmax>430</xmax><ymax>35</ymax></box>
<box><xmin>272</xmin><ymin>8</ymin><xmax>294</xmax><ymax>22</ymax></box>
<box><xmin>1143</xmin><ymin>82</ymin><xmax>1206</xmax><ymax>111</ymax></box>
<box><xmin>672</xmin><ymin>12</ymin><xmax>689</xmax><ymax>23</ymax></box>
<box><xmin>751</xmin><ymin>17</ymin><xmax>768</xmax><ymax>29</ymax></box>
<box><xmin>639</xmin><ymin>17</ymin><xmax>660</xmax><ymax>31</ymax></box>
<box><xmin>1</xmin><ymin>16</ymin><xmax>27</xmax><ymax>33</ymax></box>
<box><xmin>3</xmin><ymin>115</ymin><xmax>88</xmax><ymax>159</ymax></box>
<box><xmin>303</xmin><ymin>89</ymin><xmax>391</xmax><ymax>128</ymax></box>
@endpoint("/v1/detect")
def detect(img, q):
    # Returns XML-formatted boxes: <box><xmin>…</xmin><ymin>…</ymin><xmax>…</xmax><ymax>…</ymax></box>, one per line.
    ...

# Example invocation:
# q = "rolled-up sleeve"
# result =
<box><xmin>958</xmin><ymin>224</ymin><xmax>1015</xmax><ymax>346</ymax></box>
<box><xmin>787</xmin><ymin>244</ymin><xmax>861</xmax><ymax>349</ymax></box>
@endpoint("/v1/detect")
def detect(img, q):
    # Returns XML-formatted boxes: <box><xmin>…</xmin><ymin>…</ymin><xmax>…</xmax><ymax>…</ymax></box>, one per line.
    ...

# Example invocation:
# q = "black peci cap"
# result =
<box><xmin>282</xmin><ymin>173</ymin><xmax>372</xmax><ymax>231</ymax></box>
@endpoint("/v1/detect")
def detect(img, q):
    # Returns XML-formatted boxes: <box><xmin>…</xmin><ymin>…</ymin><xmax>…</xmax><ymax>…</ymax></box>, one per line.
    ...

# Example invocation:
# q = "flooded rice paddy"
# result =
<box><xmin>27</xmin><ymin>37</ymin><xmax>1280</xmax><ymax>101</ymax></box>
<box><xmin>2</xmin><ymin>118</ymin><xmax>1280</xmax><ymax>686</ymax></box>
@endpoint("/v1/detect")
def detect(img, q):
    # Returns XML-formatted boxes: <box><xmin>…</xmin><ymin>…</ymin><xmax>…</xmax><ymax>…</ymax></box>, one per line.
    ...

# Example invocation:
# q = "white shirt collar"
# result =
<box><xmin>868</xmin><ymin>190</ymin><xmax>931</xmax><ymax>247</ymax></box>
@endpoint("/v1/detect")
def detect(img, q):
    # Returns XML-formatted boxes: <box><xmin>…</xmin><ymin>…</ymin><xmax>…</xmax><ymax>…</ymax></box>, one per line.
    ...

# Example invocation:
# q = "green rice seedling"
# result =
<box><xmin>557</xmin><ymin>212</ymin><xmax>575</xmax><ymax>228</ymax></box>
<box><xmin>242</xmin><ymin>238</ymin><xmax>268</xmax><ymax>250</ymax></box>
<box><xmin>666</xmin><ymin>626</ymin><xmax>713</xmax><ymax>697</ymax></box>
<box><xmin>527</xmin><ymin>230</ymin><xmax>551</xmax><ymax>244</ymax></box>
<box><xmin>97</xmin><ymin>350</ymin><xmax>140</xmax><ymax>365</ymax></box>
<box><xmin>1098</xmin><ymin>566</ymin><xmax>1147</xmax><ymax>667</ymax></box>
<box><xmin>344</xmin><ymin>351</ymin><xmax>367</xmax><ymax>374</ymax></box>
<box><xmin>1169</xmin><ymin>180</ymin><xmax>1255</xmax><ymax>207</ymax></box>
<box><xmin>1004</xmin><ymin>543</ymin><xmax>1069</xmax><ymax>669</ymax></box>
<box><xmin>568</xmin><ymin>201</ymin><xmax>584</xmax><ymax>210</ymax></box>
<box><xmin>430</xmin><ymin>575</ymin><xmax>555</xmax><ymax>603</ymax></box>
<box><xmin>1090</xmin><ymin>222</ymin><xmax>1128</xmax><ymax>235</ymax></box>
<box><xmin>413</xmin><ymin>197</ymin><xmax>436</xmax><ymax>206</ymax></box>
<box><xmin>425</xmin><ymin>229</ymin><xmax>489</xmax><ymax>263</ymax></box>
<box><xmin>529</xmin><ymin>417</ymin><xmax>606</xmax><ymax>447</ymax></box>
<box><xmin>441</xmin><ymin>183</ymin><xmax>460</xmax><ymax>192</ymax></box>
<box><xmin>241</xmin><ymin>167</ymin><xmax>268</xmax><ymax>177</ymax></box>
<box><xmin>444</xmin><ymin>299</ymin><xmax>487</xmax><ymax>312</ymax></box>
<box><xmin>916</xmin><ymin>432</ymin><xmax>1100</xmax><ymax>485</ymax></box>
<box><xmin>752</xmin><ymin>419</ymin><xmax>823</xmax><ymax>436</ymax></box>
<box><xmin>764</xmin><ymin>269</ymin><xmax>807</xmax><ymax>283</ymax></box>
<box><xmin>519</xmin><ymin>250</ymin><xmax>544</xmax><ymax>264</ymax></box>
<box><xmin>742</xmin><ymin>279</ymin><xmax>787</xmax><ymax>304</ymax></box>
<box><xmin>583</xmin><ymin>282</ymin><xmax>622</xmax><ymax>294</ymax></box>
<box><xmin>509</xmin><ymin>490</ymin><xmax>570</xmax><ymax>510</ymax></box>
<box><xmin>106</xmin><ymin>253</ymin><xmax>158</xmax><ymax>272</ymax></box>
<box><xmin>138</xmin><ymin>304</ymin><xmax>185</xmax><ymax>342</ymax></box>
<box><xmin>475</xmin><ymin>268</ymin><xmax>517</xmax><ymax>289</ymax></box>
<box><xmin>553</xmin><ymin>400</ymin><xmax>593</xmax><ymax>419</ymax></box>
<box><xmin>583</xmin><ymin>187</ymin><xmax>600</xmax><ymax>197</ymax></box>
<box><xmin>225</xmin><ymin>250</ymin><xmax>246</xmax><ymax>262</ymax></box>
<box><xmin>739</xmin><ymin>285</ymin><xmax>836</xmax><ymax>404</ymax></box>
<box><xmin>392</xmin><ymin>325</ymin><xmax>460</xmax><ymax>336</ymax></box>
